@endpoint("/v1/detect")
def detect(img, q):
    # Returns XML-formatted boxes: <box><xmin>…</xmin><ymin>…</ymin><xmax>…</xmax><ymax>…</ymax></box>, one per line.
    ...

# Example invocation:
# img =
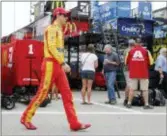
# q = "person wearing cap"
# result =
<box><xmin>103</xmin><ymin>44</ymin><xmax>120</xmax><ymax>104</ymax></box>
<box><xmin>20</xmin><ymin>7</ymin><xmax>91</xmax><ymax>131</ymax></box>
<box><xmin>125</xmin><ymin>38</ymin><xmax>154</xmax><ymax>109</ymax></box>
<box><xmin>123</xmin><ymin>39</ymin><xmax>136</xmax><ymax>105</ymax></box>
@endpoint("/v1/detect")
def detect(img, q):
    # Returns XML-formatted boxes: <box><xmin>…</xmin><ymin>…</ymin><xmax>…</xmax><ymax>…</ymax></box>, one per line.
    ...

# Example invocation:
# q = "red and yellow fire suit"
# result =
<box><xmin>21</xmin><ymin>23</ymin><xmax>81</xmax><ymax>129</ymax></box>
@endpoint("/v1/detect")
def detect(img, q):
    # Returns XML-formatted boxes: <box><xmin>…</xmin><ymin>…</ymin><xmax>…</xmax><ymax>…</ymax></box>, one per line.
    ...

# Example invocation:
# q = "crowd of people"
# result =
<box><xmin>78</xmin><ymin>38</ymin><xmax>167</xmax><ymax>109</ymax></box>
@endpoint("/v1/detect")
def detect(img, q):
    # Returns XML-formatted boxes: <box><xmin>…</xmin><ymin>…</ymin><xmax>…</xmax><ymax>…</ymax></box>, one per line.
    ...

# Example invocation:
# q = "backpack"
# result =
<box><xmin>132</xmin><ymin>94</ymin><xmax>144</xmax><ymax>106</ymax></box>
<box><xmin>124</xmin><ymin>94</ymin><xmax>144</xmax><ymax>106</ymax></box>
<box><xmin>149</xmin><ymin>89</ymin><xmax>166</xmax><ymax>106</ymax></box>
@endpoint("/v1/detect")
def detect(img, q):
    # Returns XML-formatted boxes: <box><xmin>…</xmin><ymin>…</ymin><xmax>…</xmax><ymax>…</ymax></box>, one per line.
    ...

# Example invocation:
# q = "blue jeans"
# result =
<box><xmin>105</xmin><ymin>71</ymin><xmax>116</xmax><ymax>101</ymax></box>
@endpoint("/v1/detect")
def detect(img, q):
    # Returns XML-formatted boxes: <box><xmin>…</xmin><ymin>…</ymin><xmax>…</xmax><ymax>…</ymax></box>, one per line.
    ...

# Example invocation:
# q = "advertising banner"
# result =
<box><xmin>91</xmin><ymin>0</ymin><xmax>101</xmax><ymax>32</ymax></box>
<box><xmin>100</xmin><ymin>2</ymin><xmax>117</xmax><ymax>23</ymax></box>
<box><xmin>138</xmin><ymin>2</ymin><xmax>152</xmax><ymax>20</ymax></box>
<box><xmin>44</xmin><ymin>1</ymin><xmax>65</xmax><ymax>12</ymax></box>
<box><xmin>117</xmin><ymin>18</ymin><xmax>153</xmax><ymax>37</ymax></box>
<box><xmin>92</xmin><ymin>1</ymin><xmax>117</xmax><ymax>32</ymax></box>
<box><xmin>117</xmin><ymin>1</ymin><xmax>131</xmax><ymax>18</ymax></box>
<box><xmin>93</xmin><ymin>13</ymin><xmax>101</xmax><ymax>32</ymax></box>
<box><xmin>154</xmin><ymin>25</ymin><xmax>167</xmax><ymax>38</ymax></box>
<box><xmin>90</xmin><ymin>0</ymin><xmax>99</xmax><ymax>18</ymax></box>
<box><xmin>64</xmin><ymin>21</ymin><xmax>89</xmax><ymax>37</ymax></box>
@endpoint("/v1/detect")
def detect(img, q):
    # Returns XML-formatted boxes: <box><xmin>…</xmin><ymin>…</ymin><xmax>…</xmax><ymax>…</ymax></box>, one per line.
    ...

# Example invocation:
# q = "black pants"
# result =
<box><xmin>154</xmin><ymin>71</ymin><xmax>167</xmax><ymax>92</ymax></box>
<box><xmin>160</xmin><ymin>72</ymin><xmax>167</xmax><ymax>92</ymax></box>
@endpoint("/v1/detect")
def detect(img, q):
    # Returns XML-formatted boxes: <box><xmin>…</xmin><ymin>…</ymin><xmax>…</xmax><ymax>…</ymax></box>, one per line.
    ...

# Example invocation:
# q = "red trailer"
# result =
<box><xmin>1</xmin><ymin>40</ymin><xmax>44</xmax><ymax>109</ymax></box>
<box><xmin>1</xmin><ymin>40</ymin><xmax>43</xmax><ymax>94</ymax></box>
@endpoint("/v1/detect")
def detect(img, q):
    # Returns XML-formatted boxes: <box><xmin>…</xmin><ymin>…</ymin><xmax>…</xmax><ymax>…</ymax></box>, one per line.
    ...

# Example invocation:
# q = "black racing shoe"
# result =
<box><xmin>105</xmin><ymin>101</ymin><xmax>111</xmax><ymax>104</ymax></box>
<box><xmin>81</xmin><ymin>102</ymin><xmax>88</xmax><ymax>105</ymax></box>
<box><xmin>124</xmin><ymin>99</ymin><xmax>128</xmax><ymax>106</ymax></box>
<box><xmin>143</xmin><ymin>105</ymin><xmax>153</xmax><ymax>109</ymax></box>
<box><xmin>126</xmin><ymin>104</ymin><xmax>132</xmax><ymax>108</ymax></box>
<box><xmin>110</xmin><ymin>100</ymin><xmax>117</xmax><ymax>105</ymax></box>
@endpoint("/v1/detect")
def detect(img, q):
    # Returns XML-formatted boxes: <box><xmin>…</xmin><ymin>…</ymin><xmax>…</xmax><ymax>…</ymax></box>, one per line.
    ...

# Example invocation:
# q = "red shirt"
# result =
<box><xmin>126</xmin><ymin>45</ymin><xmax>153</xmax><ymax>79</ymax></box>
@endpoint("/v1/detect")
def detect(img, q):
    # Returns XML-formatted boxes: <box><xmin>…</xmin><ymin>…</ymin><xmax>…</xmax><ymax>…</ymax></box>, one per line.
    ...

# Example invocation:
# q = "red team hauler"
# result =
<box><xmin>20</xmin><ymin>8</ymin><xmax>91</xmax><ymax>131</ymax></box>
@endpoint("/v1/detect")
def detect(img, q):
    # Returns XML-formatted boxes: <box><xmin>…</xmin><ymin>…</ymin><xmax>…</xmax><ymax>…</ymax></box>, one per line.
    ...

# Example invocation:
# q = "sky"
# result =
<box><xmin>2</xmin><ymin>1</ymin><xmax>167</xmax><ymax>37</ymax></box>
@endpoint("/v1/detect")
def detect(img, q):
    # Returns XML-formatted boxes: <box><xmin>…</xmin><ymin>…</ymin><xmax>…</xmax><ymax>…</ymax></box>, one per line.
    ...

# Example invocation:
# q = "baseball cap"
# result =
<box><xmin>53</xmin><ymin>7</ymin><xmax>70</xmax><ymax>17</ymax></box>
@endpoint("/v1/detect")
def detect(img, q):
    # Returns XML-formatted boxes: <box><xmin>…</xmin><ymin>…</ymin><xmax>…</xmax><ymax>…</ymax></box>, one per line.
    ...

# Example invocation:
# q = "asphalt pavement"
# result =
<box><xmin>1</xmin><ymin>91</ymin><xmax>167</xmax><ymax>136</ymax></box>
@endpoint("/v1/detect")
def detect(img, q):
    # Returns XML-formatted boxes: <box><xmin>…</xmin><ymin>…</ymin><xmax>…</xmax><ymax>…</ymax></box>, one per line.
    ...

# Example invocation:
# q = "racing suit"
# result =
<box><xmin>21</xmin><ymin>23</ymin><xmax>81</xmax><ymax>129</ymax></box>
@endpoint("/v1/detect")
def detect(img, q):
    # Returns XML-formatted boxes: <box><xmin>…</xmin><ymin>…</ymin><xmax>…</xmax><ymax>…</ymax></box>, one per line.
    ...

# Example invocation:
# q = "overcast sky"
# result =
<box><xmin>2</xmin><ymin>1</ymin><xmax>167</xmax><ymax>36</ymax></box>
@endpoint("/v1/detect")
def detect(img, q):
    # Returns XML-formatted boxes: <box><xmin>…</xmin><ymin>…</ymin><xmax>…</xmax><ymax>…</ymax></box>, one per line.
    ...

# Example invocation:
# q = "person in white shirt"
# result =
<box><xmin>80</xmin><ymin>44</ymin><xmax>98</xmax><ymax>105</ymax></box>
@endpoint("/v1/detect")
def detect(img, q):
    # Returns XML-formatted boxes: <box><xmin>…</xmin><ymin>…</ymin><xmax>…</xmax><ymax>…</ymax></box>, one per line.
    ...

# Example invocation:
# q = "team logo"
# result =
<box><xmin>64</xmin><ymin>22</ymin><xmax>77</xmax><ymax>34</ymax></box>
<box><xmin>132</xmin><ymin>51</ymin><xmax>144</xmax><ymax>61</ymax></box>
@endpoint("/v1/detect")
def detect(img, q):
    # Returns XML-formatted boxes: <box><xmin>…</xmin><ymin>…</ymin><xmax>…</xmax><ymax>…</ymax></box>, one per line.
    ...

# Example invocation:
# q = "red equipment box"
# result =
<box><xmin>94</xmin><ymin>72</ymin><xmax>106</xmax><ymax>88</ymax></box>
<box><xmin>1</xmin><ymin>40</ymin><xmax>44</xmax><ymax>95</ymax></box>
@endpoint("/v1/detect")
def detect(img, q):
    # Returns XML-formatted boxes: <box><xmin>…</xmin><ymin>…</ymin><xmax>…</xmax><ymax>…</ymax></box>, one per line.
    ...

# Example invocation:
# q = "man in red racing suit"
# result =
<box><xmin>20</xmin><ymin>7</ymin><xmax>91</xmax><ymax>131</ymax></box>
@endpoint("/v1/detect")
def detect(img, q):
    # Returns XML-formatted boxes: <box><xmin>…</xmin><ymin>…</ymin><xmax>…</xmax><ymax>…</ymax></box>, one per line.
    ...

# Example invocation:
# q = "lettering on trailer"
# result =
<box><xmin>23</xmin><ymin>78</ymin><xmax>38</xmax><ymax>81</ymax></box>
<box><xmin>8</xmin><ymin>47</ymin><xmax>13</xmax><ymax>68</ymax></box>
<box><xmin>121</xmin><ymin>25</ymin><xmax>145</xmax><ymax>34</ymax></box>
<box><xmin>28</xmin><ymin>44</ymin><xmax>34</xmax><ymax>55</ymax></box>
<box><xmin>118</xmin><ymin>18</ymin><xmax>153</xmax><ymax>36</ymax></box>
<box><xmin>132</xmin><ymin>51</ymin><xmax>145</xmax><ymax>61</ymax></box>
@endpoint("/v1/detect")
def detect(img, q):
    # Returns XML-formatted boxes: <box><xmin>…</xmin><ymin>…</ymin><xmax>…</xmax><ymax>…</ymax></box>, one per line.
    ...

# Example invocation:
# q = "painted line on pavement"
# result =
<box><xmin>2</xmin><ymin>111</ymin><xmax>166</xmax><ymax>115</ymax></box>
<box><xmin>74</xmin><ymin>98</ymin><xmax>143</xmax><ymax>113</ymax></box>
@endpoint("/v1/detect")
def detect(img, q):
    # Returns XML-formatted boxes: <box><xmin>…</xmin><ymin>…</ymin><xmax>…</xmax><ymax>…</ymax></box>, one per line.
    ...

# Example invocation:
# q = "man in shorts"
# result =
<box><xmin>125</xmin><ymin>38</ymin><xmax>153</xmax><ymax>109</ymax></box>
<box><xmin>123</xmin><ymin>39</ymin><xmax>136</xmax><ymax>105</ymax></box>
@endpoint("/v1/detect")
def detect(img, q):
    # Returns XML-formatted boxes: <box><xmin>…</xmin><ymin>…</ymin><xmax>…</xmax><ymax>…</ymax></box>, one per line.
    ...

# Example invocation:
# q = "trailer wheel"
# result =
<box><xmin>3</xmin><ymin>97</ymin><xmax>15</xmax><ymax>110</ymax></box>
<box><xmin>22</xmin><ymin>95</ymin><xmax>31</xmax><ymax>104</ymax></box>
